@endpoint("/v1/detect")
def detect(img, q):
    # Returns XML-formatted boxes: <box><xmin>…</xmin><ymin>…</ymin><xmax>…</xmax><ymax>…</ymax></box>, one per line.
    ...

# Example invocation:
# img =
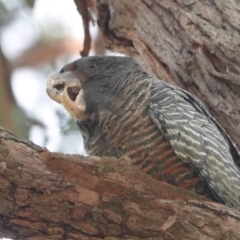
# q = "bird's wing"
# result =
<box><xmin>148</xmin><ymin>80</ymin><xmax>240</xmax><ymax>208</ymax></box>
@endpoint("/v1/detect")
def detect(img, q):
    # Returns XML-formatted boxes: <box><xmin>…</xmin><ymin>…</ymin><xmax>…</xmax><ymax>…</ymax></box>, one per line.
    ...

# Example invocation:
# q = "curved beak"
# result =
<box><xmin>46</xmin><ymin>72</ymin><xmax>80</xmax><ymax>102</ymax></box>
<box><xmin>46</xmin><ymin>72</ymin><xmax>87</xmax><ymax>120</ymax></box>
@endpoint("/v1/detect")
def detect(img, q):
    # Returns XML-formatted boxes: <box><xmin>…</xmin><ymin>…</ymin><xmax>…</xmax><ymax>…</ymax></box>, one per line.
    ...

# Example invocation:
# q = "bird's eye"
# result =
<box><xmin>88</xmin><ymin>63</ymin><xmax>97</xmax><ymax>69</ymax></box>
<box><xmin>59</xmin><ymin>68</ymin><xmax>64</xmax><ymax>73</ymax></box>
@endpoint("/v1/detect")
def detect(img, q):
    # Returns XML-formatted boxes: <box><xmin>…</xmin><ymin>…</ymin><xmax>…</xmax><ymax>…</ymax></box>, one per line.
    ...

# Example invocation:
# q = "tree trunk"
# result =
<box><xmin>0</xmin><ymin>128</ymin><xmax>240</xmax><ymax>240</ymax></box>
<box><xmin>96</xmin><ymin>0</ymin><xmax>240</xmax><ymax>148</ymax></box>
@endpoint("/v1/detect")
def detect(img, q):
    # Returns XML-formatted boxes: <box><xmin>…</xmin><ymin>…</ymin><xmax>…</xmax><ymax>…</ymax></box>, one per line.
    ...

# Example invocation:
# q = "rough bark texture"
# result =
<box><xmin>96</xmin><ymin>0</ymin><xmax>240</xmax><ymax>148</ymax></box>
<box><xmin>0</xmin><ymin>128</ymin><xmax>240</xmax><ymax>240</ymax></box>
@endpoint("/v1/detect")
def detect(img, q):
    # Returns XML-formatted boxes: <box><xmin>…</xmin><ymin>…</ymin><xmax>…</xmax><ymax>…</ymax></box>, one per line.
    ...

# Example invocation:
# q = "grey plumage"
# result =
<box><xmin>47</xmin><ymin>56</ymin><xmax>240</xmax><ymax>210</ymax></box>
<box><xmin>149</xmin><ymin>80</ymin><xmax>240</xmax><ymax>208</ymax></box>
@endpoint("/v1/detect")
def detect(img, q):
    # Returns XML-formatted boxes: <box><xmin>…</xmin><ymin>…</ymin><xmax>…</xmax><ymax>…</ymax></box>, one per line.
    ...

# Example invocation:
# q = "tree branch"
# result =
<box><xmin>0</xmin><ymin>128</ymin><xmax>240</xmax><ymax>239</ymax></box>
<box><xmin>74</xmin><ymin>0</ymin><xmax>94</xmax><ymax>57</ymax></box>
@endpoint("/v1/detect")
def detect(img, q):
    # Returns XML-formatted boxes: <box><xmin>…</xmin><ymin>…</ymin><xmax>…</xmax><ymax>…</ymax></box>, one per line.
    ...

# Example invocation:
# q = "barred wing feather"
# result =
<box><xmin>148</xmin><ymin>80</ymin><xmax>240</xmax><ymax>209</ymax></box>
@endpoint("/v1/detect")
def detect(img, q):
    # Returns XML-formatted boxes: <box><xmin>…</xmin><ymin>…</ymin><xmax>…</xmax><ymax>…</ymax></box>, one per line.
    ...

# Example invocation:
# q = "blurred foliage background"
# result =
<box><xmin>0</xmin><ymin>0</ymin><xmax>105</xmax><ymax>155</ymax></box>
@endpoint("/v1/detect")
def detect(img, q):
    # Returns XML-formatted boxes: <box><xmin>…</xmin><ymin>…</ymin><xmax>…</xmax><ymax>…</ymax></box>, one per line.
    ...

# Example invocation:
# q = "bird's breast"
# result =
<box><xmin>85</xmin><ymin>103</ymin><xmax>215</xmax><ymax>200</ymax></box>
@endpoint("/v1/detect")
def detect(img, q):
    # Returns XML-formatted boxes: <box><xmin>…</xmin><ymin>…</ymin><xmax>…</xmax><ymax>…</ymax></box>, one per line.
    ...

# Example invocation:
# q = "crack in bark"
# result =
<box><xmin>97</xmin><ymin>2</ymin><xmax>136</xmax><ymax>53</ymax></box>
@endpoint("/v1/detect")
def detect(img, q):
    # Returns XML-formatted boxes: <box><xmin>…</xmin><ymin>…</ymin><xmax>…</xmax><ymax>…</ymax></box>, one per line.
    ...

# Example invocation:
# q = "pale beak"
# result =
<box><xmin>46</xmin><ymin>72</ymin><xmax>87</xmax><ymax>120</ymax></box>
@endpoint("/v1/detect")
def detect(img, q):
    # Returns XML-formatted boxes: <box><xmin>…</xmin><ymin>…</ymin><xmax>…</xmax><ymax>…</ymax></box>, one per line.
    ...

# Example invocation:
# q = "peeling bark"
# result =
<box><xmin>95</xmin><ymin>0</ymin><xmax>240</xmax><ymax>148</ymax></box>
<box><xmin>0</xmin><ymin>128</ymin><xmax>240</xmax><ymax>239</ymax></box>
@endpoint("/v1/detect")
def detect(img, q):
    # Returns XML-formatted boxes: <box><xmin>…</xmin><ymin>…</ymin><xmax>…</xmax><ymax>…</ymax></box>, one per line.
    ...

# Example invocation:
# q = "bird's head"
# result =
<box><xmin>46</xmin><ymin>56</ymin><xmax>147</xmax><ymax>121</ymax></box>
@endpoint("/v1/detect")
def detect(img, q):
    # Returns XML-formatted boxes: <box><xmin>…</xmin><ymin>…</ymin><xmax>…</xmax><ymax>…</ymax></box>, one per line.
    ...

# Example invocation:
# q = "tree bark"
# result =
<box><xmin>0</xmin><ymin>127</ymin><xmax>240</xmax><ymax>240</ymax></box>
<box><xmin>96</xmin><ymin>0</ymin><xmax>240</xmax><ymax>148</ymax></box>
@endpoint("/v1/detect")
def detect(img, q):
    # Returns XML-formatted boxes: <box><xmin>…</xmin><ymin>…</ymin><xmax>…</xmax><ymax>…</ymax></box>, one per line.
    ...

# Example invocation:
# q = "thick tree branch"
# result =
<box><xmin>0</xmin><ymin>128</ymin><xmax>240</xmax><ymax>239</ymax></box>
